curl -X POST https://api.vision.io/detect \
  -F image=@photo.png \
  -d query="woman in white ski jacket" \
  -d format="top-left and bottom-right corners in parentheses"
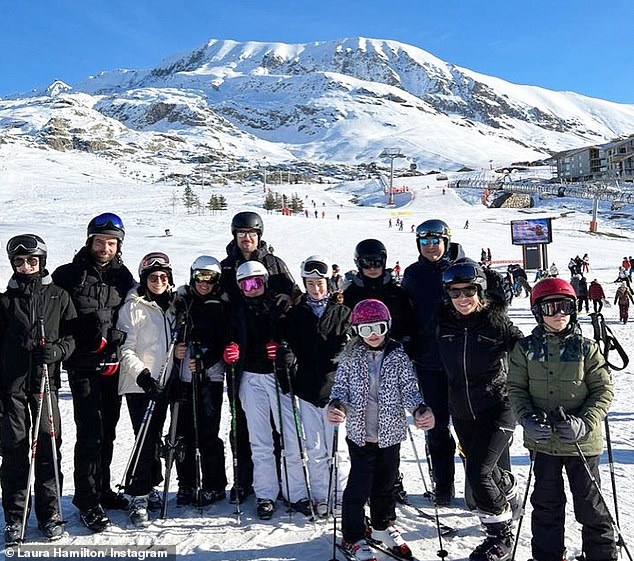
top-left (116, 252), bottom-right (180, 527)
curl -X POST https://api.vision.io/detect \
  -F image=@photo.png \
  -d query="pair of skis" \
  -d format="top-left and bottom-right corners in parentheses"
top-left (335, 538), bottom-right (420, 561)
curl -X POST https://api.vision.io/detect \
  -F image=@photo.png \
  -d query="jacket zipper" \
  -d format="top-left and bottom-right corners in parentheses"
top-left (462, 327), bottom-right (476, 420)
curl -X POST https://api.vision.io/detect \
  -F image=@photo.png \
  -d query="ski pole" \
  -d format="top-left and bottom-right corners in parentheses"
top-left (423, 431), bottom-right (449, 560)
top-left (190, 342), bottom-right (204, 510)
top-left (510, 450), bottom-right (534, 561)
top-left (406, 423), bottom-right (430, 496)
top-left (284, 363), bottom-right (316, 521)
top-left (272, 360), bottom-right (293, 519)
top-left (38, 319), bottom-right (63, 523)
top-left (603, 415), bottom-right (620, 531)
top-left (328, 424), bottom-right (340, 561)
top-left (228, 364), bottom-right (242, 524)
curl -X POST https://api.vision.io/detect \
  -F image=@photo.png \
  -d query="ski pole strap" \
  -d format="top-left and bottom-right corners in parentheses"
top-left (589, 312), bottom-right (629, 371)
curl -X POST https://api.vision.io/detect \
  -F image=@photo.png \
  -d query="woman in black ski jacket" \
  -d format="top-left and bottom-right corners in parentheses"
top-left (436, 259), bottom-right (523, 561)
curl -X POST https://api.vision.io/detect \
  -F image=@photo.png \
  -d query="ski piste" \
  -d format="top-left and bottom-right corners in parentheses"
top-left (398, 500), bottom-right (457, 536)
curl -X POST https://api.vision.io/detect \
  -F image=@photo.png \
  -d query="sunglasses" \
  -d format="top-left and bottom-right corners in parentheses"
top-left (418, 237), bottom-right (442, 246)
top-left (13, 256), bottom-right (39, 267)
top-left (353, 321), bottom-right (389, 338)
top-left (446, 286), bottom-right (478, 299)
top-left (539, 298), bottom-right (576, 317)
top-left (357, 257), bottom-right (384, 270)
top-left (93, 213), bottom-right (124, 230)
top-left (148, 273), bottom-right (169, 283)
top-left (302, 259), bottom-right (329, 277)
top-left (236, 231), bottom-right (258, 239)
top-left (193, 270), bottom-right (220, 284)
top-left (141, 252), bottom-right (171, 270)
top-left (239, 276), bottom-right (265, 292)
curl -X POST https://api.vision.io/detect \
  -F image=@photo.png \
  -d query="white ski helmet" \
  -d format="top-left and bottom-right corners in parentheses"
top-left (300, 255), bottom-right (332, 279)
top-left (190, 255), bottom-right (221, 283)
top-left (236, 260), bottom-right (269, 283)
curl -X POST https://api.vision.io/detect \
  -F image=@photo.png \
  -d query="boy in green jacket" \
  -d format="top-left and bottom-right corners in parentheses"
top-left (508, 278), bottom-right (616, 561)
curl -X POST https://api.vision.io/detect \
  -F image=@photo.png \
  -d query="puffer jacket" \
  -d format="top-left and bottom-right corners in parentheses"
top-left (116, 287), bottom-right (179, 395)
top-left (329, 338), bottom-right (424, 448)
top-left (436, 299), bottom-right (523, 420)
top-left (508, 323), bottom-right (613, 456)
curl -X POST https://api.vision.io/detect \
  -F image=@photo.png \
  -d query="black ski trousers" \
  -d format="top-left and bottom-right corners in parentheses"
top-left (0, 391), bottom-right (62, 525)
top-left (226, 372), bottom-right (254, 492)
top-left (69, 370), bottom-right (122, 511)
top-left (416, 367), bottom-right (455, 493)
top-left (531, 452), bottom-right (617, 561)
top-left (342, 440), bottom-right (400, 543)
top-left (125, 393), bottom-right (168, 497)
top-left (452, 403), bottom-right (515, 515)
top-left (175, 380), bottom-right (227, 493)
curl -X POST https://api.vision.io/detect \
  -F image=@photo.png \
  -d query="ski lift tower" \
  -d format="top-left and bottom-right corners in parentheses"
top-left (379, 148), bottom-right (406, 205)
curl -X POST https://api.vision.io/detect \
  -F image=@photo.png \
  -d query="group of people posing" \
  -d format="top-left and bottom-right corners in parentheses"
top-left (0, 211), bottom-right (618, 561)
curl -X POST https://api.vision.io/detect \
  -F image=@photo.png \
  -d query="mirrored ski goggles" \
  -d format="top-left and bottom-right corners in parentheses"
top-left (13, 256), bottom-right (40, 267)
top-left (302, 260), bottom-right (329, 277)
top-left (442, 263), bottom-right (480, 285)
top-left (193, 270), bottom-right (220, 284)
top-left (353, 321), bottom-right (390, 338)
top-left (446, 285), bottom-right (478, 299)
top-left (238, 276), bottom-right (265, 292)
top-left (538, 298), bottom-right (576, 317)
top-left (93, 213), bottom-right (124, 230)
top-left (141, 252), bottom-right (171, 271)
top-left (418, 237), bottom-right (442, 246)
top-left (357, 257), bottom-right (384, 269)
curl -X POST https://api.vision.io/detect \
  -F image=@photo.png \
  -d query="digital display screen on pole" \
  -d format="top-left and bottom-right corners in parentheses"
top-left (510, 218), bottom-right (552, 245)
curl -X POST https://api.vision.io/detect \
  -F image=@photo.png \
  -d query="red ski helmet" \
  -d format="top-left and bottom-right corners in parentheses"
top-left (351, 299), bottom-right (391, 326)
top-left (530, 278), bottom-right (577, 322)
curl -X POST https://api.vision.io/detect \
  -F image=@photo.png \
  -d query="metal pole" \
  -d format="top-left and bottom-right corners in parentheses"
top-left (389, 157), bottom-right (395, 205)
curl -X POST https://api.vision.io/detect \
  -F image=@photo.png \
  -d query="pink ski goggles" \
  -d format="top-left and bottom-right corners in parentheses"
top-left (239, 276), bottom-right (265, 293)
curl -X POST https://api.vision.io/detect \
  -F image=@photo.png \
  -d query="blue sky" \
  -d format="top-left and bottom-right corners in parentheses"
top-left (1, 0), bottom-right (632, 103)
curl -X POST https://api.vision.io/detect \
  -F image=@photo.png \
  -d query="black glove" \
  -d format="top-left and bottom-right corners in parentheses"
top-left (275, 343), bottom-right (296, 372)
top-left (33, 342), bottom-right (63, 365)
top-left (554, 415), bottom-right (588, 443)
top-left (519, 411), bottom-right (552, 441)
top-left (136, 368), bottom-right (165, 401)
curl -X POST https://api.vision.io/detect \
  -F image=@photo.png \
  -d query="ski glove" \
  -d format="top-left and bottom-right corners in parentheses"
top-left (91, 337), bottom-right (107, 354)
top-left (33, 342), bottom-right (63, 365)
top-left (265, 341), bottom-right (279, 361)
top-left (275, 343), bottom-right (295, 371)
top-left (136, 369), bottom-right (165, 401)
top-left (223, 343), bottom-right (240, 365)
top-left (554, 415), bottom-right (589, 443)
top-left (519, 412), bottom-right (552, 441)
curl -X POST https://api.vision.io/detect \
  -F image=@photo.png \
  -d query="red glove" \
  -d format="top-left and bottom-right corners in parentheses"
top-left (91, 337), bottom-right (107, 354)
top-left (100, 362), bottom-right (119, 376)
top-left (223, 342), bottom-right (240, 364)
top-left (265, 341), bottom-right (279, 361)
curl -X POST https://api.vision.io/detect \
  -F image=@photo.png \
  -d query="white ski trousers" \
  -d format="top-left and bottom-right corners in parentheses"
top-left (239, 370), bottom-right (306, 503)
top-left (298, 398), bottom-right (350, 504)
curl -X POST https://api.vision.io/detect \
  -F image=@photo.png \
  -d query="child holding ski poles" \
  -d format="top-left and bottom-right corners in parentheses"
top-left (328, 299), bottom-right (434, 561)
top-left (0, 234), bottom-right (76, 545)
top-left (508, 278), bottom-right (617, 561)
top-left (171, 256), bottom-right (230, 508)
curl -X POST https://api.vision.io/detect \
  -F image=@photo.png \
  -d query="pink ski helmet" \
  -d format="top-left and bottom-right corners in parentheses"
top-left (351, 299), bottom-right (391, 326)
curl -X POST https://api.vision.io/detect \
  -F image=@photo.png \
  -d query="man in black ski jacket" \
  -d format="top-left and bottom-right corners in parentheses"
top-left (401, 219), bottom-right (465, 505)
top-left (52, 213), bottom-right (135, 533)
top-left (1, 234), bottom-right (76, 544)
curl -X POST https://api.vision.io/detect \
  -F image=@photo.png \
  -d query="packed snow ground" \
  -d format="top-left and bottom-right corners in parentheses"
top-left (1, 145), bottom-right (633, 560)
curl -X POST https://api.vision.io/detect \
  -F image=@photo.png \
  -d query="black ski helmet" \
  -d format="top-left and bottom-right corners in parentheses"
top-left (231, 211), bottom-right (263, 237)
top-left (6, 234), bottom-right (48, 271)
top-left (442, 258), bottom-right (487, 296)
top-left (87, 213), bottom-right (125, 241)
top-left (354, 239), bottom-right (387, 270)
top-left (415, 219), bottom-right (451, 254)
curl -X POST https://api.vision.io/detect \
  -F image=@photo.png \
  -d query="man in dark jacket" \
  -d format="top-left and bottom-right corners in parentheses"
top-left (401, 219), bottom-right (465, 505)
top-left (1, 234), bottom-right (76, 545)
top-left (52, 213), bottom-right (135, 533)
top-left (220, 211), bottom-right (300, 504)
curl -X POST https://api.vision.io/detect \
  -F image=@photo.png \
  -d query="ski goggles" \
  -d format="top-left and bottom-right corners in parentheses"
top-left (238, 276), bottom-right (265, 292)
top-left (353, 321), bottom-right (389, 338)
top-left (538, 298), bottom-right (576, 317)
top-left (140, 252), bottom-right (171, 271)
top-left (13, 256), bottom-right (40, 267)
top-left (302, 259), bottom-right (329, 278)
top-left (357, 257), bottom-right (384, 270)
top-left (418, 237), bottom-right (442, 246)
top-left (93, 212), bottom-right (124, 230)
top-left (446, 286), bottom-right (478, 299)
top-left (7, 235), bottom-right (45, 255)
top-left (193, 270), bottom-right (220, 284)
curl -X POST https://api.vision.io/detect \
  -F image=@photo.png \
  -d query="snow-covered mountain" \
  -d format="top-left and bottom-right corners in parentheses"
top-left (2, 37), bottom-right (634, 177)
